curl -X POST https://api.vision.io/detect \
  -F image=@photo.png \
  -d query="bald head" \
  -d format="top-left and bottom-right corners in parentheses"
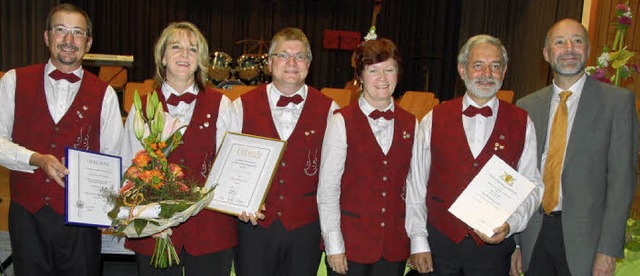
top-left (545, 19), bottom-right (590, 50)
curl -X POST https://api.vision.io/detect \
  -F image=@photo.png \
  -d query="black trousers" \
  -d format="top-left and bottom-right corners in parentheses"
top-left (134, 248), bottom-right (234, 276)
top-left (8, 202), bottom-right (101, 276)
top-left (235, 220), bottom-right (322, 276)
top-left (427, 224), bottom-right (514, 276)
top-left (325, 256), bottom-right (406, 276)
top-left (527, 212), bottom-right (571, 276)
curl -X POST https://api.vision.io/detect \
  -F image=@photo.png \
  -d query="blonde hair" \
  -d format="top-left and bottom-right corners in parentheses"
top-left (268, 27), bottom-right (312, 62)
top-left (153, 22), bottom-right (210, 91)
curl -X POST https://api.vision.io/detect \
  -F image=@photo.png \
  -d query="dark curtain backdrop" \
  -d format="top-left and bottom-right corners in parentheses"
top-left (0, 0), bottom-right (582, 101)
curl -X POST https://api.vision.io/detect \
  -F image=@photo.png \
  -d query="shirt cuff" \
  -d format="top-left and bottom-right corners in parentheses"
top-left (505, 217), bottom-right (517, 238)
top-left (410, 235), bottom-right (431, 254)
top-left (17, 148), bottom-right (37, 172)
top-left (322, 231), bottom-right (345, 256)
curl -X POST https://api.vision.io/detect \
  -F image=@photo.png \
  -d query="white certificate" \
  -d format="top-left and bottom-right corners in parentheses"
top-left (448, 155), bottom-right (535, 237)
top-left (204, 132), bottom-right (286, 215)
top-left (65, 148), bottom-right (121, 227)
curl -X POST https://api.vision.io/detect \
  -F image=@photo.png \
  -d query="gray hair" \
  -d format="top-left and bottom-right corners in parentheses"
top-left (457, 34), bottom-right (508, 66)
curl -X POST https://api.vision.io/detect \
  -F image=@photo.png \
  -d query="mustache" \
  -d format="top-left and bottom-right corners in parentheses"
top-left (557, 52), bottom-right (581, 60)
top-left (473, 77), bottom-right (496, 84)
top-left (57, 44), bottom-right (79, 51)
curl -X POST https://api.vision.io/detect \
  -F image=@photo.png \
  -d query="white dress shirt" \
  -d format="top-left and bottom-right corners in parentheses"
top-left (542, 74), bottom-right (586, 211)
top-left (0, 60), bottom-right (123, 172)
top-left (405, 94), bottom-right (543, 254)
top-left (121, 82), bottom-right (237, 171)
top-left (317, 96), bottom-right (420, 256)
top-left (232, 83), bottom-right (339, 140)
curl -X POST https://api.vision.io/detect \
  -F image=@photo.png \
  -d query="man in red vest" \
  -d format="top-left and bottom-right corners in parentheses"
top-left (405, 35), bottom-right (543, 275)
top-left (0, 4), bottom-right (123, 276)
top-left (232, 27), bottom-right (339, 276)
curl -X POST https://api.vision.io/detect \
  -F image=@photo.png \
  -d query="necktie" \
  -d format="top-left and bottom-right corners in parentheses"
top-left (463, 106), bottom-right (492, 117)
top-left (542, 91), bottom-right (572, 214)
top-left (369, 110), bottom-right (394, 120)
top-left (276, 94), bottom-right (304, 107)
top-left (49, 69), bottom-right (80, 83)
top-left (166, 93), bottom-right (197, 106)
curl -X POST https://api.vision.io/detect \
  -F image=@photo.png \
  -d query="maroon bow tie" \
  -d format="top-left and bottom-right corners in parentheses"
top-left (463, 106), bottom-right (492, 117)
top-left (49, 69), bottom-right (80, 83)
top-left (369, 110), bottom-right (394, 120)
top-left (166, 93), bottom-right (197, 106)
top-left (276, 94), bottom-right (304, 107)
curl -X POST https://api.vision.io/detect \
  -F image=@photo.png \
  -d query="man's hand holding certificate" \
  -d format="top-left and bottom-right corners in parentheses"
top-left (448, 155), bottom-right (536, 238)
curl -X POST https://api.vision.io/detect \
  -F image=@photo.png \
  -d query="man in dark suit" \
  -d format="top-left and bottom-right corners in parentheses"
top-left (512, 18), bottom-right (639, 276)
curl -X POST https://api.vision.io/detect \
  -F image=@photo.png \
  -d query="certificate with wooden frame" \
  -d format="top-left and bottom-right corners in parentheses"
top-left (204, 132), bottom-right (286, 215)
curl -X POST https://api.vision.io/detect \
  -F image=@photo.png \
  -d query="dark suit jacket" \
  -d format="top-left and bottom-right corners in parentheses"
top-left (516, 76), bottom-right (639, 276)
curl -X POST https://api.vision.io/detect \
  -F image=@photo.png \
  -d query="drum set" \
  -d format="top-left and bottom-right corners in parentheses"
top-left (208, 51), bottom-right (271, 88)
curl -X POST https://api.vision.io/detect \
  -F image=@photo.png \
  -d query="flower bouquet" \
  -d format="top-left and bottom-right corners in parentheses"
top-left (107, 91), bottom-right (215, 268)
top-left (586, 2), bottom-right (638, 86)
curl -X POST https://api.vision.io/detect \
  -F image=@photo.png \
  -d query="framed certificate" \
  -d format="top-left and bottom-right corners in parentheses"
top-left (65, 148), bottom-right (122, 227)
top-left (204, 132), bottom-right (286, 215)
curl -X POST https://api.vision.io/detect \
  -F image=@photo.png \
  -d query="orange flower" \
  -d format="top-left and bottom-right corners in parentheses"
top-left (126, 166), bottom-right (143, 179)
top-left (158, 142), bottom-right (167, 149)
top-left (140, 169), bottom-right (163, 184)
top-left (168, 163), bottom-right (184, 178)
top-left (133, 150), bottom-right (152, 167)
top-left (177, 182), bottom-right (189, 192)
top-left (119, 180), bottom-right (135, 194)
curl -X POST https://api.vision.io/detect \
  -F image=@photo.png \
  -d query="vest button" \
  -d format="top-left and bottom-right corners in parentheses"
top-left (45, 178), bottom-right (51, 183)
top-left (277, 211), bottom-right (282, 217)
top-left (44, 196), bottom-right (50, 201)
top-left (473, 163), bottom-right (478, 167)
top-left (279, 195), bottom-right (284, 200)
top-left (383, 160), bottom-right (388, 165)
top-left (382, 176), bottom-right (388, 181)
top-left (281, 162), bottom-right (286, 167)
top-left (54, 127), bottom-right (60, 131)
top-left (381, 208), bottom-right (386, 213)
top-left (180, 159), bottom-right (185, 163)
top-left (279, 179), bottom-right (285, 184)
top-left (380, 222), bottom-right (385, 227)
top-left (381, 192), bottom-right (386, 197)
top-left (51, 144), bottom-right (56, 148)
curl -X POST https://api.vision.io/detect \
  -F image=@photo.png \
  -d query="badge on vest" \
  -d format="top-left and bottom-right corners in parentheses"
top-left (304, 148), bottom-right (319, 176)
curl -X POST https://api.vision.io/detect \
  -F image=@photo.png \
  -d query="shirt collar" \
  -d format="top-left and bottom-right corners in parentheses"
top-left (161, 82), bottom-right (199, 99)
top-left (552, 73), bottom-right (586, 99)
top-left (45, 60), bottom-right (84, 80)
top-left (268, 83), bottom-right (307, 107)
top-left (358, 94), bottom-right (394, 116)
top-left (462, 93), bottom-right (498, 115)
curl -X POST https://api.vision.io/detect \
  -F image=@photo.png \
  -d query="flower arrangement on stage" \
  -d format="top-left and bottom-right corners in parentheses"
top-left (107, 91), bottom-right (214, 268)
top-left (586, 2), bottom-right (638, 86)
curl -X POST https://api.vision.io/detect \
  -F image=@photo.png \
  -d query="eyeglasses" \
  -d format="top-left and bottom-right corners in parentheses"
top-left (49, 26), bottom-right (88, 38)
top-left (271, 52), bottom-right (310, 63)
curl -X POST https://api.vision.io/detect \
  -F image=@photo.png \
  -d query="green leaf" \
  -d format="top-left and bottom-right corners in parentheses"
top-left (158, 202), bottom-right (191, 218)
top-left (133, 219), bottom-right (148, 236)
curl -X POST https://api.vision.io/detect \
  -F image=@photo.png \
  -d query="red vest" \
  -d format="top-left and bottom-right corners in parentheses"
top-left (241, 85), bottom-right (333, 230)
top-left (339, 104), bottom-right (415, 263)
top-left (11, 64), bottom-right (106, 214)
top-left (125, 88), bottom-right (238, 256)
top-left (428, 97), bottom-right (527, 245)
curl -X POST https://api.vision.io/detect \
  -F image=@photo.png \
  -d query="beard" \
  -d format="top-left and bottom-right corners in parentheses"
top-left (55, 43), bottom-right (81, 65)
top-left (463, 75), bottom-right (502, 99)
top-left (551, 52), bottom-right (586, 76)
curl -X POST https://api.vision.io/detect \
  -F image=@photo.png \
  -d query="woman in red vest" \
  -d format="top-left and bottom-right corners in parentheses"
top-left (318, 38), bottom-right (418, 276)
top-left (120, 22), bottom-right (238, 276)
